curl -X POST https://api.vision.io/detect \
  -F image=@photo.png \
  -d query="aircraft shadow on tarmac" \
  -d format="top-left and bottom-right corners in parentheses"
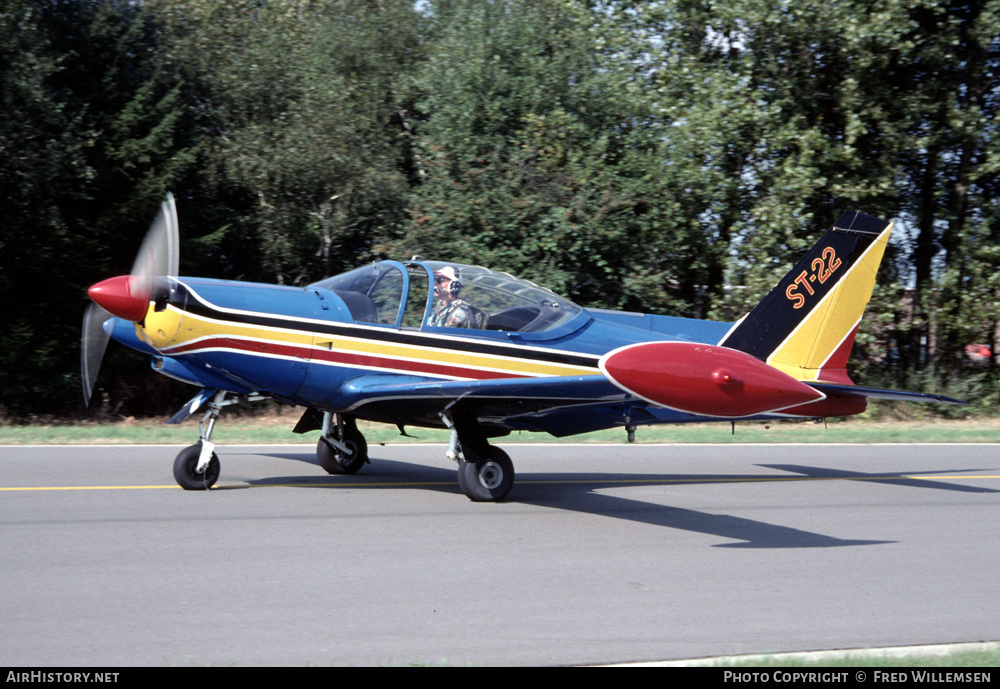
top-left (239, 450), bottom-right (998, 549)
top-left (759, 463), bottom-right (1000, 494)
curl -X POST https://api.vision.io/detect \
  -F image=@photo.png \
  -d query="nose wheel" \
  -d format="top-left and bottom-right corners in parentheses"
top-left (173, 441), bottom-right (220, 490)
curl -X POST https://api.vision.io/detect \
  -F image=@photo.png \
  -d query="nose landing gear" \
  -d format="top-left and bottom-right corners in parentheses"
top-left (172, 389), bottom-right (231, 490)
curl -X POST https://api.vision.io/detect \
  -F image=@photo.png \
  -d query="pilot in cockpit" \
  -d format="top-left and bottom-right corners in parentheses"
top-left (427, 266), bottom-right (487, 329)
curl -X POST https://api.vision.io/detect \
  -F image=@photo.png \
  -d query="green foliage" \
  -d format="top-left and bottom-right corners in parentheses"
top-left (1, 0), bottom-right (998, 417)
top-left (396, 0), bottom-right (709, 313)
top-left (151, 0), bottom-right (420, 283)
top-left (0, 0), bottom-right (197, 415)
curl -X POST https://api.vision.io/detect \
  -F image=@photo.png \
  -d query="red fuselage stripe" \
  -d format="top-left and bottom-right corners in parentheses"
top-left (163, 338), bottom-right (528, 381)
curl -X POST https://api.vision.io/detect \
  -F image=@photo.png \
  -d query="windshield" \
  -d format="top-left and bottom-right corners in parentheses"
top-left (309, 263), bottom-right (403, 326)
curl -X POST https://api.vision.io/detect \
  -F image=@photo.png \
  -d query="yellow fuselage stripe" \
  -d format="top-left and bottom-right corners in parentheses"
top-left (141, 307), bottom-right (595, 379)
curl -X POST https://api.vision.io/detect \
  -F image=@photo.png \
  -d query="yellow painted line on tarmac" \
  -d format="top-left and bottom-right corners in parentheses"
top-left (912, 475), bottom-right (1000, 480)
top-left (508, 474), bottom-right (1000, 485)
top-left (1, 485), bottom-right (181, 491)
top-left (3, 473), bottom-right (998, 492)
top-left (0, 481), bottom-right (460, 491)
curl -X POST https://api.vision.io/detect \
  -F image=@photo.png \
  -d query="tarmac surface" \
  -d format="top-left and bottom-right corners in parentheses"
top-left (2, 442), bottom-right (998, 666)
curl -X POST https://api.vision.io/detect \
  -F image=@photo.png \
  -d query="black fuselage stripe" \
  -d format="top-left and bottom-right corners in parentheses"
top-left (171, 285), bottom-right (600, 369)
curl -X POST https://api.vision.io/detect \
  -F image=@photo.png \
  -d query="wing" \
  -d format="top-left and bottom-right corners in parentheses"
top-left (334, 374), bottom-right (632, 437)
top-left (323, 373), bottom-right (966, 439)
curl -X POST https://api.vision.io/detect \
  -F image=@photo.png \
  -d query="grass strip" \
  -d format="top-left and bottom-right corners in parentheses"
top-left (1, 415), bottom-right (996, 445)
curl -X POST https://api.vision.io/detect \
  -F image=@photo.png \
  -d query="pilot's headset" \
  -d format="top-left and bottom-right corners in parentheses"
top-left (437, 266), bottom-right (462, 297)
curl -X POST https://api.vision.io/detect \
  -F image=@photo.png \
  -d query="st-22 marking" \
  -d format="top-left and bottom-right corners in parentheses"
top-left (786, 246), bottom-right (843, 309)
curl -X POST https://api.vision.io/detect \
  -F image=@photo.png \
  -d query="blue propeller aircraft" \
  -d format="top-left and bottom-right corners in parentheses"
top-left (82, 195), bottom-right (962, 501)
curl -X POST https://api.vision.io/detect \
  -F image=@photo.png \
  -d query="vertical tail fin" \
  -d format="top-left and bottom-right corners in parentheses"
top-left (718, 212), bottom-right (892, 385)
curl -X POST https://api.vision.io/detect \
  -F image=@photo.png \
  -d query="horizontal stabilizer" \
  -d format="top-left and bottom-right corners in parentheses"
top-left (808, 382), bottom-right (967, 405)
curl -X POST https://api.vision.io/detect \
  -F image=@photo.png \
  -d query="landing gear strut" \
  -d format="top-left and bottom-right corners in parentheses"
top-left (173, 390), bottom-right (230, 490)
top-left (316, 412), bottom-right (368, 475)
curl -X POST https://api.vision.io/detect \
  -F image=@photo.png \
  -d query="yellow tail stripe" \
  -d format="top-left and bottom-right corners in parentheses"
top-left (768, 225), bottom-right (892, 381)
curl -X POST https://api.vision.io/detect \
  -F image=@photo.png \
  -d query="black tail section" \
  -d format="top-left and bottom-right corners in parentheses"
top-left (719, 212), bottom-right (892, 384)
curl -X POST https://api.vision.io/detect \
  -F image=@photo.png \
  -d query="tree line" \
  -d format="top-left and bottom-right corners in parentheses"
top-left (1, 0), bottom-right (997, 418)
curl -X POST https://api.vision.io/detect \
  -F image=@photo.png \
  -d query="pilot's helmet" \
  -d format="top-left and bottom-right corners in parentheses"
top-left (435, 266), bottom-right (462, 296)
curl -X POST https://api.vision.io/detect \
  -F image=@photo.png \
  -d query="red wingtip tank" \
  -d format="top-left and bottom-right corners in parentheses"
top-left (599, 341), bottom-right (825, 417)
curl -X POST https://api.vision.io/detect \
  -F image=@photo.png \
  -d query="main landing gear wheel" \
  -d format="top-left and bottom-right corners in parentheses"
top-left (457, 447), bottom-right (514, 502)
top-left (317, 427), bottom-right (368, 475)
top-left (173, 442), bottom-right (220, 490)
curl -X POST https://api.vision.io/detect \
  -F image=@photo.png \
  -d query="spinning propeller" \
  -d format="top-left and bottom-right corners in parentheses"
top-left (81, 193), bottom-right (180, 406)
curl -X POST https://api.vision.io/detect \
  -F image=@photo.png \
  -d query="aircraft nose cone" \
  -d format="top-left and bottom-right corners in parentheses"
top-left (88, 275), bottom-right (151, 322)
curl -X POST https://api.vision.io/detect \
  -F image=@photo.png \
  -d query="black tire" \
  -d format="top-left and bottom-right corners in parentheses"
top-left (457, 447), bottom-right (514, 502)
top-left (173, 443), bottom-right (220, 490)
top-left (317, 431), bottom-right (368, 475)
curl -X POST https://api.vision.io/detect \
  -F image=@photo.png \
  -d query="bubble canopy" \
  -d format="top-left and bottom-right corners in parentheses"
top-left (309, 260), bottom-right (589, 339)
